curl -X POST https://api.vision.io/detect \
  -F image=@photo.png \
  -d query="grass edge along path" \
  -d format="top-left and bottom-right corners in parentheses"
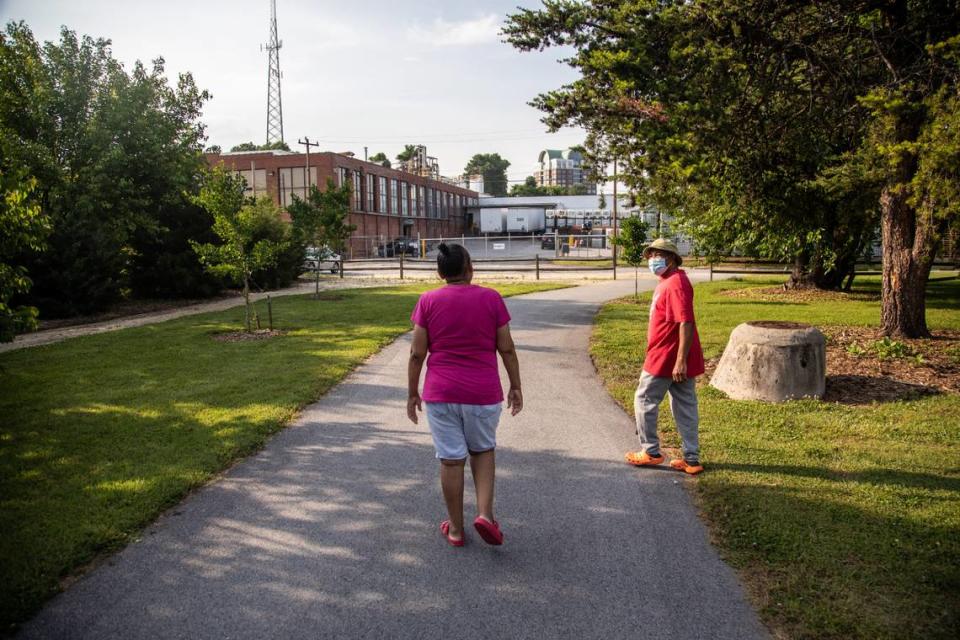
top-left (589, 277), bottom-right (960, 640)
top-left (0, 281), bottom-right (571, 632)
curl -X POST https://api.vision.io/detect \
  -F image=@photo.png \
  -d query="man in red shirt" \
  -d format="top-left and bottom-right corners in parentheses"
top-left (624, 239), bottom-right (706, 475)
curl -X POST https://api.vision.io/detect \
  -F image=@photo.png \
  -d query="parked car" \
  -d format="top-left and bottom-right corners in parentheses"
top-left (377, 238), bottom-right (419, 258)
top-left (303, 246), bottom-right (341, 274)
top-left (540, 235), bottom-right (556, 250)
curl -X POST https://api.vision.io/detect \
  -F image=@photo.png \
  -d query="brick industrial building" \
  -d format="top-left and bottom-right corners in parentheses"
top-left (206, 150), bottom-right (479, 257)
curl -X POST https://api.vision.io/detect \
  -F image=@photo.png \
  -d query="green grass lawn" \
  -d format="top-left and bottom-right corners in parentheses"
top-left (591, 276), bottom-right (960, 640)
top-left (0, 281), bottom-right (568, 630)
top-left (549, 259), bottom-right (614, 267)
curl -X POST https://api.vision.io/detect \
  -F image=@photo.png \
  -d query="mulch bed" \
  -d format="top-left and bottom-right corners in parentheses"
top-left (707, 288), bottom-right (960, 404)
top-left (211, 329), bottom-right (287, 343)
top-left (819, 326), bottom-right (960, 402)
top-left (719, 286), bottom-right (880, 303)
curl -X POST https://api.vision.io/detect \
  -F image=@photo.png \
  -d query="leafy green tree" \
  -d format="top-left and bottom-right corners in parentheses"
top-left (0, 22), bottom-right (212, 316)
top-left (205, 145), bottom-right (222, 153)
top-left (287, 179), bottom-right (355, 297)
top-left (396, 144), bottom-right (419, 165)
top-left (229, 141), bottom-right (290, 152)
top-left (509, 178), bottom-right (593, 197)
top-left (464, 153), bottom-right (510, 196)
top-left (613, 215), bottom-right (649, 299)
top-left (504, 0), bottom-right (959, 337)
top-left (368, 152), bottom-right (391, 168)
top-left (287, 186), bottom-right (324, 297)
top-left (853, 10), bottom-right (960, 336)
top-left (0, 170), bottom-right (50, 341)
top-left (509, 176), bottom-right (539, 197)
top-left (191, 168), bottom-right (288, 332)
top-left (318, 179), bottom-right (356, 262)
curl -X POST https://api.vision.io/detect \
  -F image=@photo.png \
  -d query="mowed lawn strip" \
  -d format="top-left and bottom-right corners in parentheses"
top-left (0, 281), bottom-right (570, 630)
top-left (590, 276), bottom-right (960, 640)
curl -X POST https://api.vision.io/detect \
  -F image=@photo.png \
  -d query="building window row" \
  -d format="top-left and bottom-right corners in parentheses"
top-left (277, 167), bottom-right (317, 208)
top-left (325, 167), bottom-right (473, 219)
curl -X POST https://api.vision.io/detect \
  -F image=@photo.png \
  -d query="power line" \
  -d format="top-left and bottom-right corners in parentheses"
top-left (304, 128), bottom-right (570, 141)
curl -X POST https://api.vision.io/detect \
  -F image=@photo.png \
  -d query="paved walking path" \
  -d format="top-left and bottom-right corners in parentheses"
top-left (18, 276), bottom-right (767, 640)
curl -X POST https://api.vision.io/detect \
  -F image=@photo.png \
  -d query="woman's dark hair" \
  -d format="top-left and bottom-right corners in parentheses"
top-left (436, 243), bottom-right (471, 280)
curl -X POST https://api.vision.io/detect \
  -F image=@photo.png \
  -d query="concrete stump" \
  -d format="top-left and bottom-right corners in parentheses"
top-left (711, 321), bottom-right (826, 402)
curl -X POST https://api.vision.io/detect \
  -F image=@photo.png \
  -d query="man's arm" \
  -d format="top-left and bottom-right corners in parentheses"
top-left (673, 321), bottom-right (694, 382)
top-left (496, 324), bottom-right (523, 416)
top-left (407, 324), bottom-right (428, 423)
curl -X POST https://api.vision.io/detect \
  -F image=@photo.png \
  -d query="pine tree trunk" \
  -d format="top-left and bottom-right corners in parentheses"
top-left (879, 187), bottom-right (936, 338)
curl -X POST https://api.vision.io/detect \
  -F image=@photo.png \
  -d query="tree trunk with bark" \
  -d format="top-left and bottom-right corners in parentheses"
top-left (786, 254), bottom-right (816, 289)
top-left (879, 187), bottom-right (940, 338)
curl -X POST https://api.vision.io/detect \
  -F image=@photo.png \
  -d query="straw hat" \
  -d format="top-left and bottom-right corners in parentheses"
top-left (642, 238), bottom-right (682, 265)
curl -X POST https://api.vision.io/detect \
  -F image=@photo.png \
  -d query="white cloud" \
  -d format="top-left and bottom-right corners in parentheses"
top-left (406, 14), bottom-right (501, 47)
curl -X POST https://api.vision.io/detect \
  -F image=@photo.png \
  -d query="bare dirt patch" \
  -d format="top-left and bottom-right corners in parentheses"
top-left (211, 329), bottom-right (287, 343)
top-left (703, 326), bottom-right (960, 404)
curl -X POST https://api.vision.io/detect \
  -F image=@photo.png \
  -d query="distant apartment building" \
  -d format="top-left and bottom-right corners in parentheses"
top-left (533, 148), bottom-right (595, 194)
top-left (206, 150), bottom-right (479, 256)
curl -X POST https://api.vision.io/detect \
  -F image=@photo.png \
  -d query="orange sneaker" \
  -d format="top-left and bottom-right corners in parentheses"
top-left (669, 459), bottom-right (704, 475)
top-left (625, 451), bottom-right (665, 466)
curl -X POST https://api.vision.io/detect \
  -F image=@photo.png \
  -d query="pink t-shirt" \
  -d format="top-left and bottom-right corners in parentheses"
top-left (411, 284), bottom-right (511, 405)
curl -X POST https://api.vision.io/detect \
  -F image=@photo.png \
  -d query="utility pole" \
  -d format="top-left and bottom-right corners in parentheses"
top-left (298, 136), bottom-right (319, 194)
top-left (612, 158), bottom-right (618, 280)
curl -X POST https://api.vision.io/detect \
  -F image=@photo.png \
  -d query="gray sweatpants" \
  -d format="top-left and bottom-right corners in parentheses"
top-left (634, 371), bottom-right (700, 464)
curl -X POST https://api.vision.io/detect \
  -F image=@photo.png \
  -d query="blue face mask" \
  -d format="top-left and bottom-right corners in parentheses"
top-left (648, 257), bottom-right (669, 275)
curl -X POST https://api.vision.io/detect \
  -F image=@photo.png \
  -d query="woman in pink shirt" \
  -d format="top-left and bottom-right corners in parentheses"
top-left (407, 243), bottom-right (523, 547)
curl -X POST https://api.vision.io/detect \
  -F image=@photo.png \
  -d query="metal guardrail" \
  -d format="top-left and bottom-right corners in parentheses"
top-left (332, 254), bottom-right (957, 282)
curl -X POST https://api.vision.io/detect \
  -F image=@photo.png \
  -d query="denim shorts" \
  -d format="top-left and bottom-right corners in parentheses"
top-left (425, 402), bottom-right (502, 460)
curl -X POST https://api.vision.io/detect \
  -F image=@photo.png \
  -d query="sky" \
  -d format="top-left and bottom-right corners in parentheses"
top-left (0, 0), bottom-right (590, 183)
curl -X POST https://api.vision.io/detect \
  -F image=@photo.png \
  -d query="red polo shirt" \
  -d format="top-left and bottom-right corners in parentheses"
top-left (644, 268), bottom-right (705, 378)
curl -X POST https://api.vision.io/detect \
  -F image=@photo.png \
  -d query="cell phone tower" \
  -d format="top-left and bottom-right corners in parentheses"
top-left (262, 0), bottom-right (284, 144)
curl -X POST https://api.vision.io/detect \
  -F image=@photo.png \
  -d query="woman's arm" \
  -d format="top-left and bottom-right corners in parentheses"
top-left (496, 324), bottom-right (523, 416)
top-left (407, 324), bottom-right (428, 423)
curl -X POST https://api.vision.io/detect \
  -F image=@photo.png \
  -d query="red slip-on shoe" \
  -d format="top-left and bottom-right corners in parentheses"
top-left (669, 459), bottom-right (704, 475)
top-left (473, 516), bottom-right (504, 546)
top-left (625, 451), bottom-right (665, 467)
top-left (440, 520), bottom-right (465, 547)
